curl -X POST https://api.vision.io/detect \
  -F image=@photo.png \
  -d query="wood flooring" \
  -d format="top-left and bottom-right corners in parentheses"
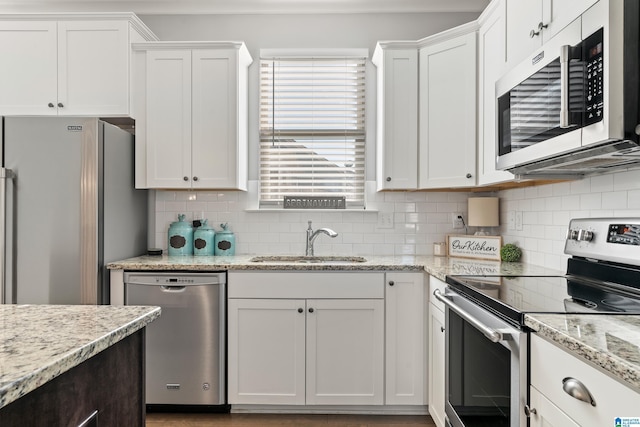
top-left (146, 413), bottom-right (436, 427)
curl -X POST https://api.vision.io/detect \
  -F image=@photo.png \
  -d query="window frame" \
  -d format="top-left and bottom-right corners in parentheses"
top-left (258, 48), bottom-right (368, 209)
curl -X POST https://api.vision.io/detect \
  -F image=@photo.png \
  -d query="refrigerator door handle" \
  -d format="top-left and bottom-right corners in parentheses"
top-left (0, 168), bottom-right (14, 304)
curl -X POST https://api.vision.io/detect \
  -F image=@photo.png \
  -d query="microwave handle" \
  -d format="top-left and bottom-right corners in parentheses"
top-left (559, 44), bottom-right (575, 129)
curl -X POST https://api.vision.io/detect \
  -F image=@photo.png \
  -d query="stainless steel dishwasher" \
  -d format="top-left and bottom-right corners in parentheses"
top-left (124, 271), bottom-right (226, 406)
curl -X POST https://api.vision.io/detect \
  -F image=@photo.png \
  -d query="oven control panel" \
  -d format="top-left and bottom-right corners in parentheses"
top-left (607, 224), bottom-right (640, 245)
top-left (565, 218), bottom-right (640, 267)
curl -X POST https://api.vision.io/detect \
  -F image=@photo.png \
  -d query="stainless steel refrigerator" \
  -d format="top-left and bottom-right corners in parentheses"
top-left (0, 117), bottom-right (148, 305)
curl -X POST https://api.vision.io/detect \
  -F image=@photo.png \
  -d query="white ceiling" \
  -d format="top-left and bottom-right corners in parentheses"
top-left (0, 0), bottom-right (490, 15)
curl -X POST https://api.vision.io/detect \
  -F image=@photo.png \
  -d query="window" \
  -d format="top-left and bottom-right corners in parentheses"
top-left (259, 54), bottom-right (366, 207)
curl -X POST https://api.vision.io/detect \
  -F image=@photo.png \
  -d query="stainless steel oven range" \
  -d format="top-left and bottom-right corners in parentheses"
top-left (440, 217), bottom-right (640, 427)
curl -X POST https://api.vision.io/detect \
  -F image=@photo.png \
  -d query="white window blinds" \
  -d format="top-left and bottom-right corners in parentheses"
top-left (259, 56), bottom-right (366, 207)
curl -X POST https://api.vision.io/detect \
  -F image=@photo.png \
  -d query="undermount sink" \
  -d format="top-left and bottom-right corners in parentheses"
top-left (249, 255), bottom-right (367, 264)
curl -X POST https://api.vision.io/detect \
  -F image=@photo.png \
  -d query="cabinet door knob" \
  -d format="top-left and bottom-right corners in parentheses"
top-left (386, 177), bottom-right (391, 182)
top-left (193, 176), bottom-right (199, 181)
top-left (388, 281), bottom-right (394, 286)
top-left (183, 176), bottom-right (189, 181)
top-left (57, 102), bottom-right (64, 108)
top-left (440, 326), bottom-right (445, 333)
top-left (530, 29), bottom-right (540, 38)
top-left (538, 22), bottom-right (548, 31)
top-left (48, 102), bottom-right (55, 108)
top-left (308, 308), bottom-right (314, 313)
top-left (298, 308), bottom-right (304, 313)
top-left (524, 405), bottom-right (537, 417)
top-left (466, 173), bottom-right (472, 179)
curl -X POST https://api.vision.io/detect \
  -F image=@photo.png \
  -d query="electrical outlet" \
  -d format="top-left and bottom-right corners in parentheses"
top-left (377, 211), bottom-right (394, 229)
top-left (515, 211), bottom-right (523, 231)
top-left (452, 213), bottom-right (464, 229)
top-left (507, 211), bottom-right (515, 231)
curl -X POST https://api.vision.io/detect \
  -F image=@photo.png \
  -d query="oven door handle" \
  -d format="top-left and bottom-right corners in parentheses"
top-left (434, 289), bottom-right (503, 343)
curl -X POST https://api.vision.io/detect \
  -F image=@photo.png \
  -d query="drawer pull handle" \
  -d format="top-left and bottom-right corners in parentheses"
top-left (562, 377), bottom-right (596, 406)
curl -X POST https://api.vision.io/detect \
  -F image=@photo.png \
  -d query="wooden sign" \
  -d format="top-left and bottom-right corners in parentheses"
top-left (447, 235), bottom-right (502, 261)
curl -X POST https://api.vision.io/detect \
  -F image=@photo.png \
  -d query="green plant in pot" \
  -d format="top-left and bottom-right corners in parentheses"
top-left (500, 243), bottom-right (522, 262)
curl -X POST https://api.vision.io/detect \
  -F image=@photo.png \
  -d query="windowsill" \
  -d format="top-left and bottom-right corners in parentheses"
top-left (245, 208), bottom-right (376, 213)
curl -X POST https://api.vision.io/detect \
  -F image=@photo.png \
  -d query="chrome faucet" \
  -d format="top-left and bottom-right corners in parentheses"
top-left (305, 220), bottom-right (338, 256)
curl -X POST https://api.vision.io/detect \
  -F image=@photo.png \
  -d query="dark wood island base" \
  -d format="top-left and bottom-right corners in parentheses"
top-left (0, 330), bottom-right (145, 427)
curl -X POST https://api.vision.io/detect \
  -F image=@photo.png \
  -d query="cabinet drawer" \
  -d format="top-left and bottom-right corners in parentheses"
top-left (429, 275), bottom-right (447, 312)
top-left (530, 334), bottom-right (639, 427)
top-left (228, 271), bottom-right (385, 299)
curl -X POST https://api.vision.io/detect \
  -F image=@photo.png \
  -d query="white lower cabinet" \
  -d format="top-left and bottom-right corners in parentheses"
top-left (227, 272), bottom-right (385, 406)
top-left (228, 298), bottom-right (306, 405)
top-left (428, 276), bottom-right (446, 427)
top-left (384, 272), bottom-right (426, 405)
top-left (529, 386), bottom-right (580, 427)
top-left (530, 334), bottom-right (640, 427)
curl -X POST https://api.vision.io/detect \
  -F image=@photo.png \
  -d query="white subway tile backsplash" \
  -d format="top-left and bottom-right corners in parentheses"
top-left (602, 191), bottom-right (627, 208)
top-left (614, 169), bottom-right (640, 191)
top-left (151, 169), bottom-right (640, 263)
top-left (590, 174), bottom-right (613, 193)
top-left (579, 193), bottom-right (602, 210)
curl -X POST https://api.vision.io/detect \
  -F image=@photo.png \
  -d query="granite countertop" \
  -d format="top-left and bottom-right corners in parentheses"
top-left (526, 314), bottom-right (640, 393)
top-left (0, 304), bottom-right (161, 410)
top-left (106, 254), bottom-right (561, 282)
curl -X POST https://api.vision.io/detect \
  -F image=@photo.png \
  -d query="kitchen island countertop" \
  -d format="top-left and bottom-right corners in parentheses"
top-left (526, 314), bottom-right (640, 393)
top-left (0, 304), bottom-right (161, 410)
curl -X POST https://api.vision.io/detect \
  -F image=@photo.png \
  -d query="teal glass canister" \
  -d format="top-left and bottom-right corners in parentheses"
top-left (214, 223), bottom-right (235, 256)
top-left (194, 219), bottom-right (215, 256)
top-left (168, 214), bottom-right (193, 256)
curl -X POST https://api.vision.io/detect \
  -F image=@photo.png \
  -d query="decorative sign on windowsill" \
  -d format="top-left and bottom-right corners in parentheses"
top-left (447, 235), bottom-right (503, 261)
top-left (283, 196), bottom-right (346, 210)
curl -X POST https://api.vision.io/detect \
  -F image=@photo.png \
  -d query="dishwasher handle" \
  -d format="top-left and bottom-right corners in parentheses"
top-left (434, 288), bottom-right (503, 343)
top-left (161, 285), bottom-right (187, 292)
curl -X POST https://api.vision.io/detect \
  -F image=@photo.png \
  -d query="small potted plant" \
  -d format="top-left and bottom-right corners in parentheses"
top-left (500, 243), bottom-right (522, 262)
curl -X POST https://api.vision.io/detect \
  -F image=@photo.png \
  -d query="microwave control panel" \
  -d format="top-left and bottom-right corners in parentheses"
top-left (584, 28), bottom-right (604, 126)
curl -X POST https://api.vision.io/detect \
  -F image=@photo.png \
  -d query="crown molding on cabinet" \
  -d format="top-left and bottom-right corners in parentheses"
top-left (0, 12), bottom-right (158, 40)
top-left (0, 0), bottom-right (490, 15)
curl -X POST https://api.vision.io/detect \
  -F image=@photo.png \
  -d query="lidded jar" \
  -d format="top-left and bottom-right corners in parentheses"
top-left (193, 219), bottom-right (215, 256)
top-left (168, 214), bottom-right (193, 256)
top-left (214, 223), bottom-right (236, 256)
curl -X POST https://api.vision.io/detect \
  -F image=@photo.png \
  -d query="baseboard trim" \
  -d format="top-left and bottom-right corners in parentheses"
top-left (230, 404), bottom-right (430, 416)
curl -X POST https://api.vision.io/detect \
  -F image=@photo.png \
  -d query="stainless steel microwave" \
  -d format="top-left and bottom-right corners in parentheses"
top-left (496, 0), bottom-right (640, 177)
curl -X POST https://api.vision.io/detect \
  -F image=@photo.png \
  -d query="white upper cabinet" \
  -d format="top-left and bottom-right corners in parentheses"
top-left (134, 42), bottom-right (252, 190)
top-left (506, 0), bottom-right (599, 67)
top-left (372, 43), bottom-right (419, 190)
top-left (0, 14), bottom-right (156, 116)
top-left (418, 24), bottom-right (477, 188)
top-left (477, 0), bottom-right (514, 186)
